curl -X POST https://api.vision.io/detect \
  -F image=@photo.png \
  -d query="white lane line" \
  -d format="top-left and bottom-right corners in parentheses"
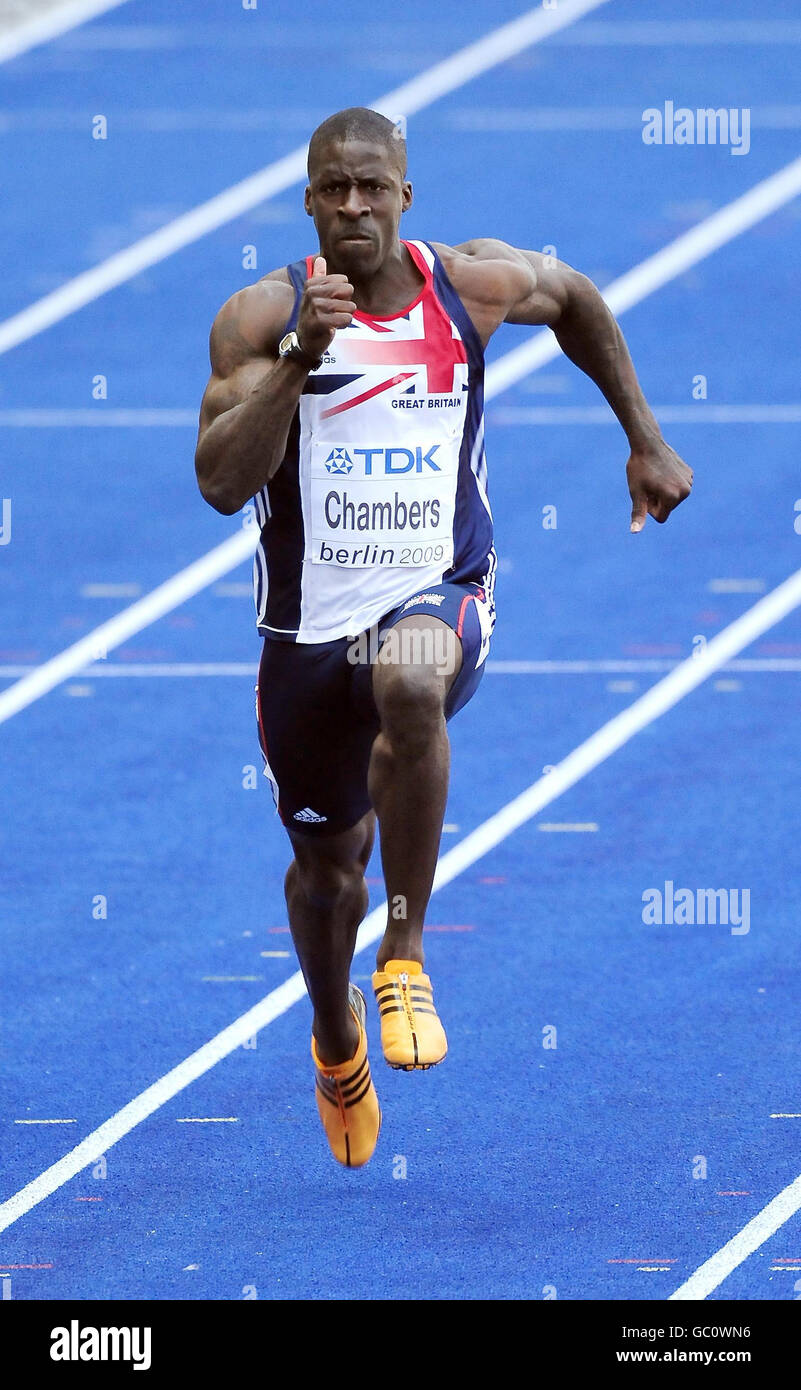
top-left (0, 0), bottom-right (609, 357)
top-left (708, 579), bottom-right (766, 593)
top-left (81, 582), bottom-right (142, 598)
top-left (489, 659), bottom-right (801, 673)
top-left (175, 1118), bottom-right (238, 1124)
top-left (546, 20), bottom-right (801, 46)
top-left (201, 976), bottom-right (262, 983)
top-left (13, 1118), bottom-right (76, 1124)
top-left (3, 658), bottom-right (801, 681)
top-left (492, 405), bottom-right (801, 425)
top-left (537, 822), bottom-right (598, 831)
top-left (0, 0), bottom-right (132, 65)
top-left (0, 530), bottom-right (255, 726)
top-left (486, 153), bottom-right (801, 398)
top-left (6, 404), bottom-right (801, 427)
top-left (2, 147), bottom-right (800, 727)
top-left (670, 1173), bottom-right (801, 1301)
top-left (449, 105), bottom-right (801, 132)
top-left (2, 564), bottom-right (801, 1235)
top-left (0, 410), bottom-right (198, 427)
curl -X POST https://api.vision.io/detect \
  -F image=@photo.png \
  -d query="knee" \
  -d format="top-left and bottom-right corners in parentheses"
top-left (375, 667), bottom-right (445, 760)
top-left (286, 854), bottom-right (366, 915)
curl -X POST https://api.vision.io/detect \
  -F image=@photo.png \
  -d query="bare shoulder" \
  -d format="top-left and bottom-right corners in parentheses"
top-left (430, 238), bottom-right (531, 299)
top-left (433, 237), bottom-right (529, 266)
top-left (209, 271), bottom-right (296, 374)
top-left (427, 238), bottom-right (535, 342)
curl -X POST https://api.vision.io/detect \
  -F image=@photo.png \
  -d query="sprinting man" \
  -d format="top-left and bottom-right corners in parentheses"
top-left (195, 107), bottom-right (692, 1168)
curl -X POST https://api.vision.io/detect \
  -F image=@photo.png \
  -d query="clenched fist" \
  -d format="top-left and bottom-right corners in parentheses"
top-left (296, 256), bottom-right (357, 360)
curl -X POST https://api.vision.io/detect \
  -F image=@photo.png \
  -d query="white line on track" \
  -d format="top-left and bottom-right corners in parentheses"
top-left (546, 20), bottom-right (801, 46)
top-left (670, 1173), bottom-right (801, 1301)
top-left (492, 405), bottom-right (801, 425)
top-left (175, 1118), bottom-right (238, 1124)
top-left (484, 153), bottom-right (801, 397)
top-left (0, 530), bottom-right (256, 725)
top-left (537, 822), bottom-right (598, 831)
top-left (4, 404), bottom-right (801, 427)
top-left (0, 0), bottom-right (609, 357)
top-left (2, 658), bottom-right (801, 680)
top-left (0, 0), bottom-right (132, 65)
top-left (4, 148), bottom-right (801, 729)
top-left (0, 410), bottom-right (199, 427)
top-left (2, 565), bottom-right (801, 1238)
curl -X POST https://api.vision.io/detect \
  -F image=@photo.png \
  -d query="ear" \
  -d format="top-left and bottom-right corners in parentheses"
top-left (401, 181), bottom-right (413, 212)
top-left (304, 185), bottom-right (313, 216)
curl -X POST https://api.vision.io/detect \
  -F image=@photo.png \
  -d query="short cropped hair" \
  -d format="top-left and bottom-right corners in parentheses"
top-left (307, 107), bottom-right (407, 179)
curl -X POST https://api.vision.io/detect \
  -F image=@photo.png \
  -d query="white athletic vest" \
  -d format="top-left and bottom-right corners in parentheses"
top-left (252, 239), bottom-right (495, 642)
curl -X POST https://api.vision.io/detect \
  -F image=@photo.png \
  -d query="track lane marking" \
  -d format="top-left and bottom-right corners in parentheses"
top-left (670, 1172), bottom-right (801, 1301)
top-left (0, 0), bottom-right (132, 65)
top-left (3, 658), bottom-right (801, 679)
top-left (2, 564), bottom-right (801, 1235)
top-left (0, 0), bottom-right (609, 356)
top-left (4, 149), bottom-right (801, 727)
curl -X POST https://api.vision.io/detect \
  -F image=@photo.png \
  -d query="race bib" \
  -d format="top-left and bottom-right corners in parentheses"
top-left (307, 438), bottom-right (458, 568)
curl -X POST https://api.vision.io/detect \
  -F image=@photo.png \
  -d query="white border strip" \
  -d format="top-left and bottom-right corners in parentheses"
top-left (2, 564), bottom-right (801, 1235)
top-left (0, 0), bottom-right (609, 356)
top-left (0, 0), bottom-right (132, 65)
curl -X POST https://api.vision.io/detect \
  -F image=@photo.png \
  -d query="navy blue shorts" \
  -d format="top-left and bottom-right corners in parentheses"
top-left (256, 579), bottom-right (495, 836)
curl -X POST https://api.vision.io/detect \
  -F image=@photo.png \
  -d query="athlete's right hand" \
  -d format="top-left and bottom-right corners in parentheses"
top-left (296, 256), bottom-right (356, 359)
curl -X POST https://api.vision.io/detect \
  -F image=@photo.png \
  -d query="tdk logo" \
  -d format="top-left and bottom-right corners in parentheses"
top-left (336, 445), bottom-right (442, 475)
top-left (325, 448), bottom-right (353, 474)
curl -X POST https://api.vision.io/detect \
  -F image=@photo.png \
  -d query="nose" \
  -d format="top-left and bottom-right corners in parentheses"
top-left (340, 184), bottom-right (369, 219)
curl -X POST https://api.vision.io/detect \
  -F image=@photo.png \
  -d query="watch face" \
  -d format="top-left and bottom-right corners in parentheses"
top-left (278, 332), bottom-right (295, 355)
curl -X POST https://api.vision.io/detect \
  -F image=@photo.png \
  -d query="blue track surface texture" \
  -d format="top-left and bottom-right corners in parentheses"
top-left (1, 0), bottom-right (800, 1301)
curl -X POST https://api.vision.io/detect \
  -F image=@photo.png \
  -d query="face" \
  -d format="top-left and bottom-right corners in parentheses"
top-left (305, 138), bottom-right (412, 274)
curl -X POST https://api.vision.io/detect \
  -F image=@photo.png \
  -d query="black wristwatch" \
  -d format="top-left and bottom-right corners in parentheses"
top-left (278, 331), bottom-right (323, 371)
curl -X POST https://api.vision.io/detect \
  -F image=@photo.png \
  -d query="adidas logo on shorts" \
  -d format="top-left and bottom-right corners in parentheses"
top-left (293, 807), bottom-right (328, 823)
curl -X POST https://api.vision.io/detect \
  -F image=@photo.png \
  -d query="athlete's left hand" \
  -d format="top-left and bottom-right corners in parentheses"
top-left (627, 440), bottom-right (693, 532)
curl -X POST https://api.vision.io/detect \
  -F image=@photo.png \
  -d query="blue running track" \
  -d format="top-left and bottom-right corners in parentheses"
top-left (1, 0), bottom-right (801, 1301)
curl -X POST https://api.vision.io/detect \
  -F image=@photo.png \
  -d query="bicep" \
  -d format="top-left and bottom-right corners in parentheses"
top-left (198, 286), bottom-right (286, 437)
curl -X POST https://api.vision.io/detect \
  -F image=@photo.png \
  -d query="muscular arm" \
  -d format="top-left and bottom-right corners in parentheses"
top-left (194, 281), bottom-right (308, 515)
top-left (506, 247), bottom-right (662, 451)
top-left (444, 239), bottom-right (693, 529)
top-left (195, 260), bottom-right (356, 515)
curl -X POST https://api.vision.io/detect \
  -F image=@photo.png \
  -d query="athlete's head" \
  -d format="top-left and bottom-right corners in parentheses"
top-left (305, 107), bottom-right (412, 275)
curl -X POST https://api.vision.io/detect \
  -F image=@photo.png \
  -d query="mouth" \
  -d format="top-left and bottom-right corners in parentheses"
top-left (338, 234), bottom-right (373, 245)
